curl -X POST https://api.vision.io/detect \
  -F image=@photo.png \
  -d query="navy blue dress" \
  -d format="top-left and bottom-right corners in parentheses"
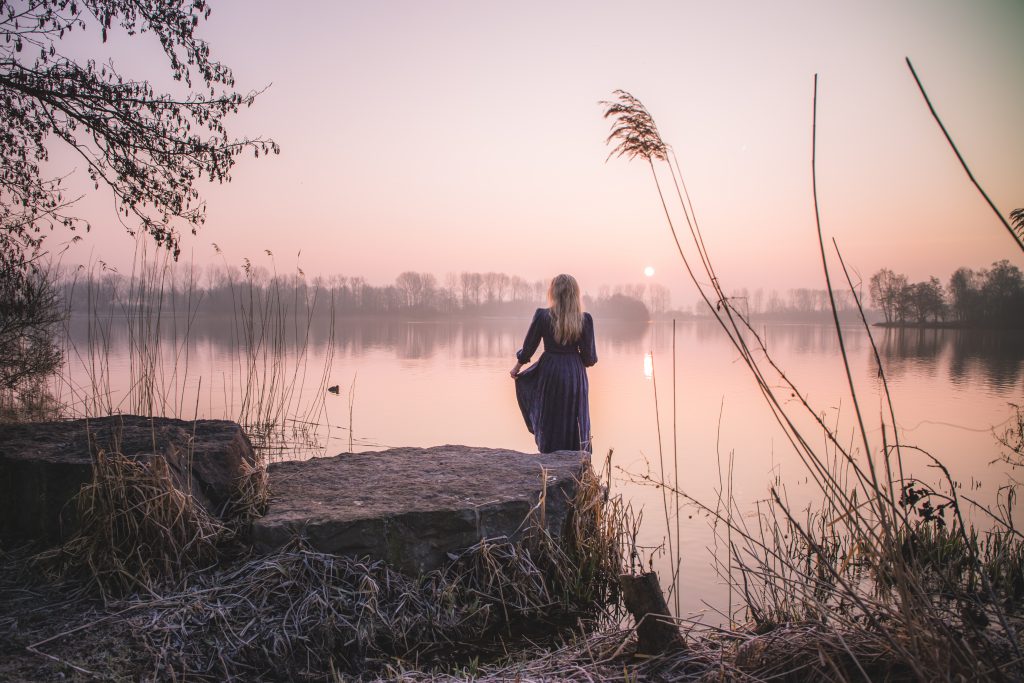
top-left (514, 308), bottom-right (597, 453)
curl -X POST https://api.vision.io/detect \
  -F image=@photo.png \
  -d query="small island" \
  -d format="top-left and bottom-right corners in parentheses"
top-left (869, 261), bottom-right (1024, 329)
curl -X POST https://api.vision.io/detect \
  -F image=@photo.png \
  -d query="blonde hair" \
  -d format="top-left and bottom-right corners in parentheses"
top-left (548, 274), bottom-right (584, 345)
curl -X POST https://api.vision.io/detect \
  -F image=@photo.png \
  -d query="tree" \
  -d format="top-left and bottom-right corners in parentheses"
top-left (441, 272), bottom-right (458, 313)
top-left (947, 267), bottom-right (979, 323)
top-left (395, 271), bottom-right (435, 309)
top-left (459, 272), bottom-right (483, 308)
top-left (510, 275), bottom-right (531, 303)
top-left (906, 277), bottom-right (945, 323)
top-left (1, 0), bottom-right (275, 395)
top-left (869, 269), bottom-right (909, 323)
top-left (647, 282), bottom-right (670, 314)
top-left (482, 272), bottom-right (502, 304)
top-left (1, 0), bottom-right (277, 273)
top-left (981, 260), bottom-right (1024, 326)
top-left (590, 293), bottom-right (649, 320)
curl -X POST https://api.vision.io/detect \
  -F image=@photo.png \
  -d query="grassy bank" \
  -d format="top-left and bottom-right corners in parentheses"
top-left (1, 448), bottom-right (636, 681)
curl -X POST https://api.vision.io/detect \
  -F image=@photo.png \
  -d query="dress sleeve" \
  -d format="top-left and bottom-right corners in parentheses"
top-left (579, 313), bottom-right (597, 367)
top-left (516, 308), bottom-right (545, 364)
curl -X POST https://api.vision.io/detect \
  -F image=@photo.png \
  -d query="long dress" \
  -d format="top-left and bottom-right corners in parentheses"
top-left (514, 308), bottom-right (597, 453)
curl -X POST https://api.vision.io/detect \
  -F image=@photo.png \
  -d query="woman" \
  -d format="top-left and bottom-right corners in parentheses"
top-left (510, 274), bottom-right (597, 453)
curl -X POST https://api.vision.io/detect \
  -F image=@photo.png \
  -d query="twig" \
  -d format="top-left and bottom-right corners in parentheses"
top-left (905, 57), bottom-right (1024, 253)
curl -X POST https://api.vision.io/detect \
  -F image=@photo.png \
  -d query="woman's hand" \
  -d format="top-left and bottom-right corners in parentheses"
top-left (510, 362), bottom-right (523, 378)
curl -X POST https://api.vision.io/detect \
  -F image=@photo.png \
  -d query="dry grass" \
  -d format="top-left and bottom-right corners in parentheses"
top-left (224, 461), bottom-right (271, 528)
top-left (532, 457), bottom-right (637, 614)
top-left (380, 622), bottom-right (921, 682)
top-left (33, 449), bottom-right (227, 600)
top-left (103, 463), bottom-right (634, 681)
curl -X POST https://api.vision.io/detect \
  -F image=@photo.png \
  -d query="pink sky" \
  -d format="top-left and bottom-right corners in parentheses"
top-left (51, 0), bottom-right (1024, 305)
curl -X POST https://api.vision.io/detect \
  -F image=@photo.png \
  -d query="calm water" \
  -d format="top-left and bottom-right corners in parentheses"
top-left (59, 315), bottom-right (1024, 621)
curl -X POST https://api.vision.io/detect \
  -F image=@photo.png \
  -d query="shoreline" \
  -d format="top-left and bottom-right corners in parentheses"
top-left (873, 320), bottom-right (1024, 330)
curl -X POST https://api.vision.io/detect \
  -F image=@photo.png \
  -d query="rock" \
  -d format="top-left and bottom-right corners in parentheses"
top-left (0, 415), bottom-right (256, 545)
top-left (252, 445), bottom-right (590, 575)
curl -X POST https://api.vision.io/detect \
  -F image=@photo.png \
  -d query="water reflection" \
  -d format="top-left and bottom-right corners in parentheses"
top-left (877, 328), bottom-right (1024, 390)
top-left (947, 330), bottom-right (1024, 390)
top-left (748, 322), bottom-right (866, 356)
top-left (876, 328), bottom-right (943, 383)
top-left (66, 314), bottom-right (651, 361)
top-left (65, 315), bottom-right (1022, 392)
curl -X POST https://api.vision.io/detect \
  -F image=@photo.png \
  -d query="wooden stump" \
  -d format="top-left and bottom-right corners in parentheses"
top-left (619, 572), bottom-right (684, 655)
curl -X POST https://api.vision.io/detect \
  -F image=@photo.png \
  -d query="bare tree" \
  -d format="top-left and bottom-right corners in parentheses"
top-left (647, 283), bottom-right (671, 314)
top-left (482, 272), bottom-right (500, 304)
top-left (510, 275), bottom-right (531, 303)
top-left (395, 271), bottom-right (423, 308)
top-left (869, 269), bottom-right (908, 323)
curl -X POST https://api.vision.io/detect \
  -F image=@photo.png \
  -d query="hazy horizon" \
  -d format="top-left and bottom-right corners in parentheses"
top-left (40, 0), bottom-right (1024, 304)
top-left (60, 250), bottom-right (1019, 311)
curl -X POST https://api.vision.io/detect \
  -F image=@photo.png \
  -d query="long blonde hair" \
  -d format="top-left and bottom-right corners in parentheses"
top-left (548, 274), bottom-right (584, 345)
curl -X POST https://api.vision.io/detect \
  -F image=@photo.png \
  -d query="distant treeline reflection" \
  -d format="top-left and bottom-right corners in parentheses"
top-left (877, 327), bottom-right (1024, 389)
top-left (64, 309), bottom-right (1022, 388)
top-left (64, 314), bottom-right (649, 360)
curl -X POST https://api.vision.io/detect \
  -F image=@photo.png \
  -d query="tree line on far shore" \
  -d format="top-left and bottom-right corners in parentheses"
top-left (870, 260), bottom-right (1024, 327)
top-left (71, 260), bottom-right (1024, 326)
top-left (61, 265), bottom-right (671, 320)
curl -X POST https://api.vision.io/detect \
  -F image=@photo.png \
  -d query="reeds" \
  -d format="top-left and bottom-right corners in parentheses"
top-left (59, 239), bottom-right (335, 463)
top-left (37, 242), bottom-right (345, 609)
top-left (601, 83), bottom-right (1024, 680)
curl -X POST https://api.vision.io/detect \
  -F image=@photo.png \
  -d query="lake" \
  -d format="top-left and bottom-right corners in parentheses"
top-left (58, 313), bottom-right (1024, 622)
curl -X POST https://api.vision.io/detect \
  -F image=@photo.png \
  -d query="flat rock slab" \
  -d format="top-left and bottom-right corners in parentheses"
top-left (0, 416), bottom-right (255, 544)
top-left (252, 445), bottom-right (590, 575)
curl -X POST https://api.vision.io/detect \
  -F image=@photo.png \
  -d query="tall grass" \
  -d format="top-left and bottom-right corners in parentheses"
top-left (58, 239), bottom-right (335, 463)
top-left (30, 242), bottom-right (336, 600)
top-left (602, 81), bottom-right (1024, 680)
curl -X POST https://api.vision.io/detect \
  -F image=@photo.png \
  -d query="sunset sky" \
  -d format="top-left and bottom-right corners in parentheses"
top-left (53, 0), bottom-right (1024, 306)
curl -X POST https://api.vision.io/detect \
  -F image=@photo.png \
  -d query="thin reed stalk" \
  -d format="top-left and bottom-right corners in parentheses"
top-left (646, 349), bottom-right (677, 611)
top-left (905, 58), bottom-right (1024, 254)
top-left (671, 318), bottom-right (681, 617)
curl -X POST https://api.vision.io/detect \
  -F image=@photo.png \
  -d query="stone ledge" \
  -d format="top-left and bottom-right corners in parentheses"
top-left (251, 445), bottom-right (590, 575)
top-left (0, 416), bottom-right (255, 544)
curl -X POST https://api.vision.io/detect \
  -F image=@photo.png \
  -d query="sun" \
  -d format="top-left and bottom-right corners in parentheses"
top-left (643, 266), bottom-right (655, 277)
